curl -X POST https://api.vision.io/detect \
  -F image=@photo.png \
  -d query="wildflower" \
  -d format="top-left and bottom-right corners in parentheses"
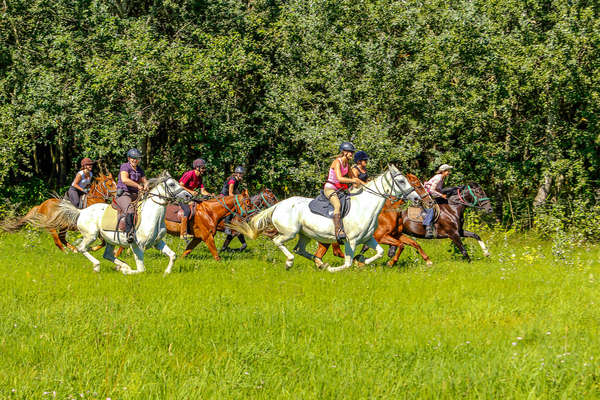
top-left (517, 337), bottom-right (523, 340)
top-left (512, 342), bottom-right (517, 346)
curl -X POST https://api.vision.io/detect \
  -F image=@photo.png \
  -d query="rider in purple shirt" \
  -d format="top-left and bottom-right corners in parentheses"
top-left (115, 148), bottom-right (148, 242)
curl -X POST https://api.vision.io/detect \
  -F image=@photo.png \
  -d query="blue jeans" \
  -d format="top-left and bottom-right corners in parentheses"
top-left (423, 208), bottom-right (435, 226)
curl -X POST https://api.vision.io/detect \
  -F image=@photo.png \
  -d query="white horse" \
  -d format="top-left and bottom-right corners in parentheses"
top-left (229, 165), bottom-right (421, 272)
top-left (38, 172), bottom-right (192, 274)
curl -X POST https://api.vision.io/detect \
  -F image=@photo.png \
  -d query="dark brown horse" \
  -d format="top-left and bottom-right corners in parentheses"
top-left (313, 174), bottom-right (434, 267)
top-left (217, 188), bottom-right (279, 251)
top-left (1, 171), bottom-right (117, 252)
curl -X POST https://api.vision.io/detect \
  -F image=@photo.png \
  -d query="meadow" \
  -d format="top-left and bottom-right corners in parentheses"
top-left (0, 228), bottom-right (599, 399)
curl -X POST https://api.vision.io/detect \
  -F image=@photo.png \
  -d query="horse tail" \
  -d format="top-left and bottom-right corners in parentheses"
top-left (0, 205), bottom-right (40, 232)
top-left (226, 206), bottom-right (276, 240)
top-left (30, 200), bottom-right (80, 230)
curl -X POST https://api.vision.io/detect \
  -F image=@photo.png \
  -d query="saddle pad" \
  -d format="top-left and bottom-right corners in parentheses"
top-left (308, 190), bottom-right (351, 219)
top-left (100, 206), bottom-right (141, 232)
top-left (407, 204), bottom-right (440, 223)
top-left (165, 202), bottom-right (198, 223)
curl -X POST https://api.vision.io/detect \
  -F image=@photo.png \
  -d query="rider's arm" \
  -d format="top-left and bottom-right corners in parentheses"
top-left (333, 160), bottom-right (360, 184)
top-left (72, 173), bottom-right (87, 192)
top-left (120, 171), bottom-right (143, 191)
top-left (351, 166), bottom-right (368, 184)
top-left (228, 183), bottom-right (235, 196)
top-left (200, 186), bottom-right (211, 196)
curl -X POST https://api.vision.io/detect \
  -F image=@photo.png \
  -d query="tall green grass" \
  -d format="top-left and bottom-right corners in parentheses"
top-left (0, 229), bottom-right (598, 399)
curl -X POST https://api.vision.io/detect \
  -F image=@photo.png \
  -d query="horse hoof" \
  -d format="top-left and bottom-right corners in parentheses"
top-left (354, 261), bottom-right (366, 268)
top-left (93, 264), bottom-right (100, 273)
top-left (484, 251), bottom-right (490, 257)
top-left (327, 265), bottom-right (347, 273)
top-left (285, 261), bottom-right (293, 270)
top-left (426, 260), bottom-right (433, 266)
top-left (386, 261), bottom-right (395, 267)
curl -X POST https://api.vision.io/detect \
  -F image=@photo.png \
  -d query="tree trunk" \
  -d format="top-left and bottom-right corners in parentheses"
top-left (533, 173), bottom-right (553, 208)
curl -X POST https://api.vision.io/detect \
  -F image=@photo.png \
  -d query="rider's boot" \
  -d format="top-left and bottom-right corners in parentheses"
top-left (425, 224), bottom-right (434, 239)
top-left (333, 214), bottom-right (346, 244)
top-left (179, 216), bottom-right (189, 240)
top-left (125, 213), bottom-right (135, 243)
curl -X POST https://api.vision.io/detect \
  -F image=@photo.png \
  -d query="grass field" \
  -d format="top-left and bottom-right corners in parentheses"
top-left (0, 228), bottom-right (599, 399)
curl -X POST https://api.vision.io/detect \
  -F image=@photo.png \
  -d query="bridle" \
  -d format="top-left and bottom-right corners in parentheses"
top-left (88, 177), bottom-right (117, 202)
top-left (246, 190), bottom-right (279, 216)
top-left (218, 194), bottom-right (252, 218)
top-left (451, 185), bottom-right (490, 209)
top-left (358, 170), bottom-right (417, 201)
top-left (143, 178), bottom-right (189, 206)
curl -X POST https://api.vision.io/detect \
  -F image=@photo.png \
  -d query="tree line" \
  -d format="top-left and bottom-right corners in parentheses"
top-left (1, 0), bottom-right (599, 226)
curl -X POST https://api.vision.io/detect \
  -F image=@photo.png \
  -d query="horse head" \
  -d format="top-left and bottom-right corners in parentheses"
top-left (467, 182), bottom-right (493, 213)
top-left (406, 173), bottom-right (435, 207)
top-left (452, 183), bottom-right (492, 212)
top-left (149, 172), bottom-right (192, 203)
top-left (388, 165), bottom-right (421, 202)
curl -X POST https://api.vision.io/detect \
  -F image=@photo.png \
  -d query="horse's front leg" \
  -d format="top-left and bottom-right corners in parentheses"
top-left (363, 236), bottom-right (384, 265)
top-left (273, 233), bottom-right (296, 270)
top-left (328, 240), bottom-right (354, 272)
top-left (449, 233), bottom-right (471, 262)
top-left (462, 230), bottom-right (490, 257)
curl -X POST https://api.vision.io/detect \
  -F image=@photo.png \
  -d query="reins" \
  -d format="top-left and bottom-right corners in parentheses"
top-left (217, 195), bottom-right (250, 218)
top-left (355, 171), bottom-right (416, 202)
top-left (451, 185), bottom-right (490, 209)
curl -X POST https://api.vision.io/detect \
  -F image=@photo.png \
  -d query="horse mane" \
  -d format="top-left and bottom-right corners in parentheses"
top-left (146, 171), bottom-right (172, 190)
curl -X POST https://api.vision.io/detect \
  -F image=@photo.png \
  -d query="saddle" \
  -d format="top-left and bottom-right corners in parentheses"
top-left (308, 190), bottom-right (351, 219)
top-left (101, 201), bottom-right (141, 232)
top-left (165, 202), bottom-right (198, 223)
top-left (406, 203), bottom-right (440, 223)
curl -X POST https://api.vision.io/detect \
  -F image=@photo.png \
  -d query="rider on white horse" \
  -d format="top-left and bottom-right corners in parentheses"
top-left (324, 142), bottom-right (363, 243)
top-left (115, 148), bottom-right (148, 243)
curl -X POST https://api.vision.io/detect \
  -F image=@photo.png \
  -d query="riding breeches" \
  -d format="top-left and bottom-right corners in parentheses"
top-left (115, 192), bottom-right (138, 215)
top-left (323, 187), bottom-right (341, 215)
top-left (67, 187), bottom-right (84, 209)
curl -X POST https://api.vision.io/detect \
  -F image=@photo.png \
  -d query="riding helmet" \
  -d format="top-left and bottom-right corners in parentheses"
top-left (234, 166), bottom-right (245, 174)
top-left (353, 151), bottom-right (369, 163)
top-left (80, 157), bottom-right (95, 167)
top-left (193, 158), bottom-right (206, 169)
top-left (339, 141), bottom-right (356, 152)
top-left (127, 148), bottom-right (142, 159)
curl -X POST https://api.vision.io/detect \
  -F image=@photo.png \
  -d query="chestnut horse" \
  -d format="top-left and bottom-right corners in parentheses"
top-left (1, 171), bottom-right (117, 252)
top-left (313, 174), bottom-right (434, 267)
top-left (165, 191), bottom-right (253, 260)
top-left (316, 181), bottom-right (492, 265)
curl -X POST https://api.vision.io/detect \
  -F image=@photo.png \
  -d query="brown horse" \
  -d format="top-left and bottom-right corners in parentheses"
top-left (313, 174), bottom-right (434, 267)
top-left (316, 182), bottom-right (493, 265)
top-left (165, 191), bottom-right (253, 260)
top-left (1, 171), bottom-right (117, 252)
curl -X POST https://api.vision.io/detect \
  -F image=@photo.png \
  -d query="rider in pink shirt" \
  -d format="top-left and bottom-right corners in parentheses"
top-left (324, 142), bottom-right (362, 243)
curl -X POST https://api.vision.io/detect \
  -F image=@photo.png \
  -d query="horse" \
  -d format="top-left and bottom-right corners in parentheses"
top-left (227, 165), bottom-right (422, 272)
top-left (314, 174), bottom-right (434, 267)
top-left (162, 190), bottom-right (254, 260)
top-left (32, 172), bottom-right (192, 274)
top-left (217, 188), bottom-right (279, 252)
top-left (321, 182), bottom-right (492, 265)
top-left (1, 170), bottom-right (117, 252)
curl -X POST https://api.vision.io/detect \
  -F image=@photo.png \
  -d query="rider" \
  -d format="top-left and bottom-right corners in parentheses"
top-left (66, 158), bottom-right (95, 208)
top-left (115, 148), bottom-right (148, 243)
top-left (351, 150), bottom-right (370, 185)
top-left (422, 164), bottom-right (453, 238)
top-left (221, 166), bottom-right (246, 251)
top-left (324, 142), bottom-right (363, 243)
top-left (178, 158), bottom-right (212, 239)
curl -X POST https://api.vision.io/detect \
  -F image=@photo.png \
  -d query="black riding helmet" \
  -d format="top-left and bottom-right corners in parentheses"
top-left (339, 141), bottom-right (356, 152)
top-left (354, 151), bottom-right (369, 163)
top-left (193, 158), bottom-right (206, 169)
top-left (234, 166), bottom-right (245, 174)
top-left (127, 148), bottom-right (142, 159)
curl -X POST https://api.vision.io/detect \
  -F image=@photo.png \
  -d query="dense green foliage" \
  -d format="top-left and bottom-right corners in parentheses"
top-left (0, 230), bottom-right (599, 398)
top-left (1, 0), bottom-right (600, 223)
